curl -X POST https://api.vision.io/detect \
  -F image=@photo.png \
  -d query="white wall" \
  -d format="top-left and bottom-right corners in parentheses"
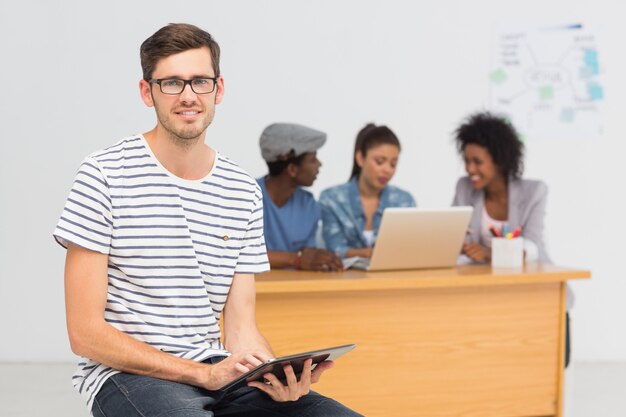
top-left (0, 0), bottom-right (623, 362)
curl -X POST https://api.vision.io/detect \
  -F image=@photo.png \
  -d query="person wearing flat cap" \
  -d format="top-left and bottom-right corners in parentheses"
top-left (257, 123), bottom-right (343, 272)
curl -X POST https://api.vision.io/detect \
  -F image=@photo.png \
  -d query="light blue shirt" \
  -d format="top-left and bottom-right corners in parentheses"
top-left (257, 176), bottom-right (319, 252)
top-left (319, 177), bottom-right (416, 258)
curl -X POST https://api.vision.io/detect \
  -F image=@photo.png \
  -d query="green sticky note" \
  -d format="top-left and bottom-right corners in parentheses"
top-left (539, 86), bottom-right (553, 100)
top-left (490, 68), bottom-right (507, 84)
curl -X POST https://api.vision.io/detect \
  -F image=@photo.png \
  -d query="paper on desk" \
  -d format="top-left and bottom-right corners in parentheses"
top-left (342, 256), bottom-right (370, 270)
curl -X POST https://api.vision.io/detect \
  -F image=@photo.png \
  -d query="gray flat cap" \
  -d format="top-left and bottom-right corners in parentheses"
top-left (259, 123), bottom-right (326, 162)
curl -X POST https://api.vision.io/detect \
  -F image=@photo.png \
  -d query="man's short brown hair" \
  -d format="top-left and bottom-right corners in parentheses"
top-left (140, 23), bottom-right (221, 80)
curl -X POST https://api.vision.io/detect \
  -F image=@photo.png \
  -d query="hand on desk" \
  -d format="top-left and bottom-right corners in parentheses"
top-left (300, 248), bottom-right (343, 272)
top-left (248, 358), bottom-right (334, 402)
top-left (462, 242), bottom-right (491, 262)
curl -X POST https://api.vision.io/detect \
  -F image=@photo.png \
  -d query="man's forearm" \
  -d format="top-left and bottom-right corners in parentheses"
top-left (71, 319), bottom-right (211, 388)
top-left (267, 250), bottom-right (297, 269)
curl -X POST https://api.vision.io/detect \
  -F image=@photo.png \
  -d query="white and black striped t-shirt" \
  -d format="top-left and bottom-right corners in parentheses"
top-left (53, 135), bottom-right (269, 411)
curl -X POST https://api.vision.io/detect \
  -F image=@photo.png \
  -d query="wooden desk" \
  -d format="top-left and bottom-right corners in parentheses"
top-left (254, 264), bottom-right (590, 417)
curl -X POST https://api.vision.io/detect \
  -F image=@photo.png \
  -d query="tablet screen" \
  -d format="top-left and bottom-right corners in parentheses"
top-left (218, 343), bottom-right (356, 392)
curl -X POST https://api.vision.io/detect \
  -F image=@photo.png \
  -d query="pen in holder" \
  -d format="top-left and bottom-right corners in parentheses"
top-left (491, 237), bottom-right (524, 268)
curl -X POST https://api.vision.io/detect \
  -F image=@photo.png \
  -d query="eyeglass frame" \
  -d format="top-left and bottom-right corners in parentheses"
top-left (149, 77), bottom-right (219, 95)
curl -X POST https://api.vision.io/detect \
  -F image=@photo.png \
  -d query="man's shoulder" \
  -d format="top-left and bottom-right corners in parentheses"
top-left (87, 135), bottom-right (145, 164)
top-left (294, 186), bottom-right (316, 202)
top-left (71, 135), bottom-right (145, 181)
top-left (214, 154), bottom-right (261, 193)
top-left (255, 175), bottom-right (266, 190)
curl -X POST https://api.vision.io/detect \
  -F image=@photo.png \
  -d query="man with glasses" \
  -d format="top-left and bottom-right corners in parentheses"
top-left (54, 23), bottom-right (361, 417)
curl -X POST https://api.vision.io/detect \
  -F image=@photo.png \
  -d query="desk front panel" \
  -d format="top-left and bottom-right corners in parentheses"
top-left (256, 282), bottom-right (562, 417)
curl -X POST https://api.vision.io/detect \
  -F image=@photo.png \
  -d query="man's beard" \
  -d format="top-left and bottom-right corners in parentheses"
top-left (155, 103), bottom-right (214, 147)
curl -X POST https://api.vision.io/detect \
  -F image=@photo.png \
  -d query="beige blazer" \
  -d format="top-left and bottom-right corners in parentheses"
top-left (452, 176), bottom-right (550, 263)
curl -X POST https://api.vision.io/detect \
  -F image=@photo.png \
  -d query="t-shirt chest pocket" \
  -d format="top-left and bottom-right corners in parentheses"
top-left (209, 226), bottom-right (245, 253)
top-left (188, 226), bottom-right (244, 271)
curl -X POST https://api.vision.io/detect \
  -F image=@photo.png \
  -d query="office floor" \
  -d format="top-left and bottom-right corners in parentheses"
top-left (0, 361), bottom-right (624, 417)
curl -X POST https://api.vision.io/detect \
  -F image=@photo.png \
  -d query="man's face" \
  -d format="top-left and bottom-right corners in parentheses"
top-left (139, 47), bottom-right (224, 142)
top-left (293, 152), bottom-right (321, 187)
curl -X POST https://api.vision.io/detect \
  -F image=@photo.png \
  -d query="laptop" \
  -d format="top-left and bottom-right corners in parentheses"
top-left (343, 206), bottom-right (473, 271)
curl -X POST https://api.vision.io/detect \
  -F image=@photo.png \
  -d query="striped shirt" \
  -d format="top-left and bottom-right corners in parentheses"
top-left (53, 135), bottom-right (269, 412)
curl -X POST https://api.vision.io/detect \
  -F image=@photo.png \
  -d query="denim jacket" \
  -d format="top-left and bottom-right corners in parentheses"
top-left (319, 177), bottom-right (416, 258)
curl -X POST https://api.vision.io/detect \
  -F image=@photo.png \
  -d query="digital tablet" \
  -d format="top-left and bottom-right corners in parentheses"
top-left (218, 343), bottom-right (356, 392)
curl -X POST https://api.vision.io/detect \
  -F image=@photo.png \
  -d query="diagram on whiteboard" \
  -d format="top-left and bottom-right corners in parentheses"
top-left (489, 23), bottom-right (603, 140)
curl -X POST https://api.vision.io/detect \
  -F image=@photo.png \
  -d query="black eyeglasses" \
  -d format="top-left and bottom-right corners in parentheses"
top-left (149, 77), bottom-right (218, 95)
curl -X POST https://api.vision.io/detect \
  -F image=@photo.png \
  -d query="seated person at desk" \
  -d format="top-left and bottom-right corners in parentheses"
top-left (451, 112), bottom-right (577, 367)
top-left (319, 123), bottom-right (415, 259)
top-left (452, 112), bottom-right (550, 263)
top-left (258, 123), bottom-right (342, 271)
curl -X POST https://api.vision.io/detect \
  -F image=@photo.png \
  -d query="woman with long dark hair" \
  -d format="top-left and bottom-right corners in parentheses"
top-left (319, 123), bottom-right (415, 259)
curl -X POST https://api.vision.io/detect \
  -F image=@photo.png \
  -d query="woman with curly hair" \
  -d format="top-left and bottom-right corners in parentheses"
top-left (452, 112), bottom-right (549, 263)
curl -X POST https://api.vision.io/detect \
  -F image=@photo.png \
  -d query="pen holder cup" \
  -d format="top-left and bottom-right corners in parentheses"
top-left (491, 237), bottom-right (524, 268)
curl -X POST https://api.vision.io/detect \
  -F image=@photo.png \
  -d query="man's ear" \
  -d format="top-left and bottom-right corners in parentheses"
top-left (214, 75), bottom-right (225, 105)
top-left (286, 162), bottom-right (299, 179)
top-left (139, 80), bottom-right (155, 107)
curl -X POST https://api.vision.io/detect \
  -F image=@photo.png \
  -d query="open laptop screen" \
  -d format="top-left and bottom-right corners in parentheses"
top-left (346, 207), bottom-right (473, 271)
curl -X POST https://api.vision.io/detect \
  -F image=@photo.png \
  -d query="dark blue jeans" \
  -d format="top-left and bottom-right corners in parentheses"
top-left (92, 360), bottom-right (363, 417)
